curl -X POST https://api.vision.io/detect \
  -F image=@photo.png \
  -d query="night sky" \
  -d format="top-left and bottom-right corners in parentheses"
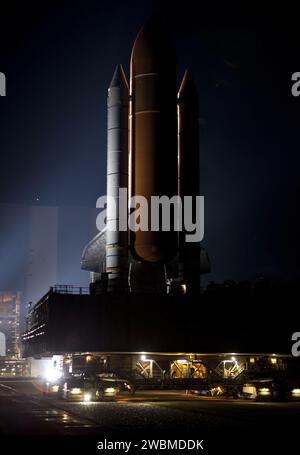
top-left (0, 1), bottom-right (300, 293)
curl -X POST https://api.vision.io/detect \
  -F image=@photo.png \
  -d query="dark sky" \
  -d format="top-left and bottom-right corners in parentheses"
top-left (0, 1), bottom-right (300, 286)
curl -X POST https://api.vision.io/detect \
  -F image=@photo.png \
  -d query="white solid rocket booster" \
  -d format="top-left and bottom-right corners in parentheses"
top-left (106, 64), bottom-right (129, 292)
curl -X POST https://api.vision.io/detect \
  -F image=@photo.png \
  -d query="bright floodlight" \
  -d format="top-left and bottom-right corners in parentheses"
top-left (44, 366), bottom-right (62, 383)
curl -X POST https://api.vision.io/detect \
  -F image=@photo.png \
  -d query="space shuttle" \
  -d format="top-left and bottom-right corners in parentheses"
top-left (81, 18), bottom-right (210, 294)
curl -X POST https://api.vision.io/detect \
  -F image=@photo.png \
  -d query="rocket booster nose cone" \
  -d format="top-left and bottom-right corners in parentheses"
top-left (178, 69), bottom-right (198, 99)
top-left (178, 69), bottom-right (199, 113)
top-left (131, 17), bottom-right (175, 74)
top-left (109, 64), bottom-right (128, 90)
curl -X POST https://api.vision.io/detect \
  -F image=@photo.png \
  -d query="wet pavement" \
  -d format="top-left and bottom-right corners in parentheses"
top-left (0, 378), bottom-right (299, 452)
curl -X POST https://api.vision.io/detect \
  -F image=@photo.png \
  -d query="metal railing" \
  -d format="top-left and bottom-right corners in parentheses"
top-left (50, 285), bottom-right (90, 295)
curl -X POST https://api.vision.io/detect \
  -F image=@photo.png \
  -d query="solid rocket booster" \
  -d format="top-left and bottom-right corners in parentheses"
top-left (178, 70), bottom-right (200, 207)
top-left (106, 64), bottom-right (129, 291)
top-left (129, 19), bottom-right (178, 263)
top-left (178, 69), bottom-right (201, 293)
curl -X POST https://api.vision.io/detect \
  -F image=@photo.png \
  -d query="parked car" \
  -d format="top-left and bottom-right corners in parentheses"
top-left (96, 373), bottom-right (135, 395)
top-left (61, 376), bottom-right (83, 401)
top-left (61, 374), bottom-right (131, 401)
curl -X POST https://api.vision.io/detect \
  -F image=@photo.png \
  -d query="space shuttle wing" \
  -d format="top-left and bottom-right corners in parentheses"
top-left (81, 229), bottom-right (106, 273)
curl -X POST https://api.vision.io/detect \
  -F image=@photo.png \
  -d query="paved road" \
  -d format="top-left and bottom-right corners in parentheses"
top-left (0, 378), bottom-right (299, 452)
top-left (0, 380), bottom-right (102, 435)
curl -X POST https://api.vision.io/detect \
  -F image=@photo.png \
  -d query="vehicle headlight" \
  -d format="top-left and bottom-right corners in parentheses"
top-left (291, 388), bottom-right (300, 397)
top-left (51, 385), bottom-right (59, 392)
top-left (83, 392), bottom-right (92, 402)
top-left (105, 387), bottom-right (116, 394)
top-left (258, 387), bottom-right (271, 395)
top-left (70, 388), bottom-right (82, 394)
